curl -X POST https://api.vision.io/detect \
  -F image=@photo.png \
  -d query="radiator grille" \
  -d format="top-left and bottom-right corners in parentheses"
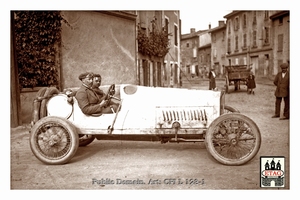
top-left (161, 108), bottom-right (207, 122)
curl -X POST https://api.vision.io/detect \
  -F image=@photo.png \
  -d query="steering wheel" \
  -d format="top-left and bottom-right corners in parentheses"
top-left (104, 84), bottom-right (115, 105)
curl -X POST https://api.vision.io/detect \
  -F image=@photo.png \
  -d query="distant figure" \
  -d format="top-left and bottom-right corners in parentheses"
top-left (208, 67), bottom-right (216, 90)
top-left (271, 63), bottom-right (289, 120)
top-left (247, 71), bottom-right (256, 94)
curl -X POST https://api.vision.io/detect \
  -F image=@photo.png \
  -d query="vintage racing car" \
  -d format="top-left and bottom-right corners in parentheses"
top-left (29, 84), bottom-right (261, 165)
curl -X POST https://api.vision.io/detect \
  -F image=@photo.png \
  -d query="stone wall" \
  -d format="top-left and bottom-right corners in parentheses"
top-left (60, 11), bottom-right (137, 88)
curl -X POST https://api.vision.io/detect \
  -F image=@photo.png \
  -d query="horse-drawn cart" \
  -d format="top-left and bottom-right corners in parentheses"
top-left (224, 65), bottom-right (251, 93)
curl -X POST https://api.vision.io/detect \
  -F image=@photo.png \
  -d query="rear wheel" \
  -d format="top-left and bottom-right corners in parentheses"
top-left (30, 116), bottom-right (79, 165)
top-left (205, 113), bottom-right (261, 165)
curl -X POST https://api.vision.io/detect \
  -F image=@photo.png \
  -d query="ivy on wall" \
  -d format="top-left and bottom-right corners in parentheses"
top-left (14, 11), bottom-right (65, 89)
top-left (137, 24), bottom-right (170, 58)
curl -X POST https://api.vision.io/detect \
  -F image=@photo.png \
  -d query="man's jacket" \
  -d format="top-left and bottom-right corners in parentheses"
top-left (274, 71), bottom-right (289, 97)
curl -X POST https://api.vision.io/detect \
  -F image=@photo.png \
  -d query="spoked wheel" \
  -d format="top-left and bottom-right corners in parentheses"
top-left (79, 134), bottom-right (95, 147)
top-left (30, 116), bottom-right (79, 165)
top-left (205, 113), bottom-right (261, 165)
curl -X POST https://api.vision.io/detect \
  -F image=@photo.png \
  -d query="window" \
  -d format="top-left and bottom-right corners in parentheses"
top-left (264, 27), bottom-right (270, 44)
top-left (235, 36), bottom-right (238, 51)
top-left (278, 34), bottom-right (283, 52)
top-left (228, 21), bottom-right (231, 34)
top-left (243, 33), bottom-right (247, 48)
top-left (252, 30), bottom-right (257, 47)
top-left (164, 17), bottom-right (169, 33)
top-left (186, 42), bottom-right (189, 48)
top-left (174, 24), bottom-right (178, 46)
top-left (235, 58), bottom-right (239, 65)
top-left (222, 31), bottom-right (225, 41)
top-left (243, 14), bottom-right (247, 28)
top-left (193, 47), bottom-right (197, 58)
top-left (157, 62), bottom-right (162, 87)
top-left (143, 60), bottom-right (150, 86)
top-left (234, 17), bottom-right (239, 30)
top-left (279, 17), bottom-right (283, 25)
top-left (227, 38), bottom-right (231, 53)
top-left (212, 33), bottom-right (216, 43)
top-left (264, 11), bottom-right (269, 20)
top-left (213, 48), bottom-right (217, 58)
top-left (253, 11), bottom-right (257, 25)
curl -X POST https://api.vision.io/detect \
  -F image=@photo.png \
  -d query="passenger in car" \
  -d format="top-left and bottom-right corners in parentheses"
top-left (92, 73), bottom-right (120, 109)
top-left (75, 72), bottom-right (117, 115)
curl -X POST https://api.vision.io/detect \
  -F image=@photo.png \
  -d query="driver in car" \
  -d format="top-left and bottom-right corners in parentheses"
top-left (75, 72), bottom-right (117, 115)
top-left (92, 73), bottom-right (120, 108)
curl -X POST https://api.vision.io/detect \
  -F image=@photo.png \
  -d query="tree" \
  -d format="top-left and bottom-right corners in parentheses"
top-left (14, 11), bottom-right (65, 89)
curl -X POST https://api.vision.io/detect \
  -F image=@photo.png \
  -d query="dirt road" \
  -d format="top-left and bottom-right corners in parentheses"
top-left (10, 82), bottom-right (290, 190)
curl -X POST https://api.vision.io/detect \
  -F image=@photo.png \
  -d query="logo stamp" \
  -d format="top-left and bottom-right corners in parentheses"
top-left (260, 156), bottom-right (285, 188)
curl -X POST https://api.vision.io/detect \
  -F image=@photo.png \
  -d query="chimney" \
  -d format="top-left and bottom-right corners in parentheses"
top-left (218, 20), bottom-right (225, 26)
top-left (208, 23), bottom-right (211, 29)
top-left (190, 28), bottom-right (195, 33)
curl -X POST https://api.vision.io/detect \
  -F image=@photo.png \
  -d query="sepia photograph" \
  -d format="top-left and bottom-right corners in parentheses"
top-left (6, 0), bottom-right (297, 198)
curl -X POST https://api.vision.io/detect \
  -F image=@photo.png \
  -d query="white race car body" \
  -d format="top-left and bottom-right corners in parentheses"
top-left (46, 84), bottom-right (224, 135)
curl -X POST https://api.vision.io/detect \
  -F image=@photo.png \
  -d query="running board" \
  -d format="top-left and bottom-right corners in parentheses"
top-left (168, 138), bottom-right (205, 143)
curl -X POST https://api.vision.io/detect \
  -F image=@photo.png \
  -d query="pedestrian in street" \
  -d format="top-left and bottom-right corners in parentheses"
top-left (247, 71), bottom-right (256, 94)
top-left (271, 63), bottom-right (289, 120)
top-left (208, 67), bottom-right (216, 90)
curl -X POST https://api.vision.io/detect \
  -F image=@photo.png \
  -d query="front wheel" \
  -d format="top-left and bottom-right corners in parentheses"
top-left (29, 116), bottom-right (79, 165)
top-left (205, 113), bottom-right (261, 165)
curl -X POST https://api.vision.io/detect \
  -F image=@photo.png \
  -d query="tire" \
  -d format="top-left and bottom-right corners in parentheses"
top-left (31, 87), bottom-right (47, 126)
top-left (224, 105), bottom-right (240, 114)
top-left (205, 113), bottom-right (261, 165)
top-left (79, 134), bottom-right (96, 147)
top-left (29, 116), bottom-right (79, 165)
top-left (40, 87), bottom-right (60, 119)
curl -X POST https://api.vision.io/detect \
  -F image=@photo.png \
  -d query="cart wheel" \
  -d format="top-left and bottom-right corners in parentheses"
top-left (30, 116), bottom-right (79, 165)
top-left (205, 113), bottom-right (261, 165)
top-left (224, 105), bottom-right (240, 114)
top-left (79, 134), bottom-right (95, 147)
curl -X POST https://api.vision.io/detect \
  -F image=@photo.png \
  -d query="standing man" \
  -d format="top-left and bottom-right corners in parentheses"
top-left (272, 63), bottom-right (289, 120)
top-left (208, 67), bottom-right (216, 90)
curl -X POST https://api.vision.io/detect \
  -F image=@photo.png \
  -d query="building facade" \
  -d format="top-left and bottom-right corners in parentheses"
top-left (269, 11), bottom-right (290, 75)
top-left (180, 28), bottom-right (204, 78)
top-left (224, 10), bottom-right (284, 78)
top-left (136, 11), bottom-right (180, 88)
top-left (209, 21), bottom-right (227, 77)
top-left (180, 10), bottom-right (289, 81)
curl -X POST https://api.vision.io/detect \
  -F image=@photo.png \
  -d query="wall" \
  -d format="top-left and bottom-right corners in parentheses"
top-left (60, 11), bottom-right (137, 88)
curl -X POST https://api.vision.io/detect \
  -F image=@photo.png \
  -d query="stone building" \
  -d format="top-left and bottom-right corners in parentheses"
top-left (208, 21), bottom-right (227, 77)
top-left (269, 11), bottom-right (290, 76)
top-left (180, 28), bottom-right (204, 78)
top-left (224, 11), bottom-right (280, 78)
top-left (136, 11), bottom-right (180, 88)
